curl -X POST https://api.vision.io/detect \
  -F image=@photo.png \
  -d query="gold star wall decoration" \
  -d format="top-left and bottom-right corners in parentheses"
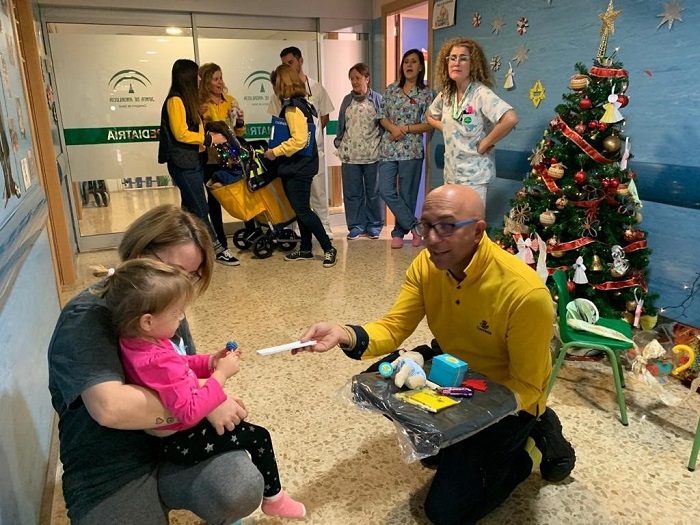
top-left (492, 15), bottom-right (505, 35)
top-left (529, 80), bottom-right (546, 108)
top-left (513, 44), bottom-right (529, 66)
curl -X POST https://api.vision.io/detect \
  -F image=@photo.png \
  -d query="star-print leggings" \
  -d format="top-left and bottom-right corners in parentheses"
top-left (161, 419), bottom-right (281, 497)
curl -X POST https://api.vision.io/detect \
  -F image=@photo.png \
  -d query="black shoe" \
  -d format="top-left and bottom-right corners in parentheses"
top-left (216, 249), bottom-right (240, 266)
top-left (323, 247), bottom-right (337, 268)
top-left (530, 407), bottom-right (576, 482)
top-left (284, 249), bottom-right (314, 262)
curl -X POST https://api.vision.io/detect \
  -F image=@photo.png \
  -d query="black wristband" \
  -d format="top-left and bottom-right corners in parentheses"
top-left (341, 325), bottom-right (370, 360)
top-left (204, 132), bottom-right (212, 147)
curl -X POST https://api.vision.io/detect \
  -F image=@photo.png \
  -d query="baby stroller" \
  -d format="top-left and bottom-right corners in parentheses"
top-left (205, 122), bottom-right (299, 259)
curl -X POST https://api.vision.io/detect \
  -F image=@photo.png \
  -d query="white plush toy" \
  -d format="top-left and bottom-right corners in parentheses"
top-left (391, 350), bottom-right (427, 389)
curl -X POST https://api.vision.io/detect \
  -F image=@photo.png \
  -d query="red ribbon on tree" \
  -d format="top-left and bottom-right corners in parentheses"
top-left (535, 164), bottom-right (563, 193)
top-left (622, 240), bottom-right (647, 252)
top-left (572, 198), bottom-right (604, 208)
top-left (548, 237), bottom-right (596, 252)
top-left (590, 66), bottom-right (630, 80)
top-left (590, 273), bottom-right (647, 292)
top-left (555, 115), bottom-right (614, 165)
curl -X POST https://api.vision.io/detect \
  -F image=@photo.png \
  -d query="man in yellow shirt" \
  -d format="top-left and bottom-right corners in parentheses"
top-left (299, 184), bottom-right (575, 525)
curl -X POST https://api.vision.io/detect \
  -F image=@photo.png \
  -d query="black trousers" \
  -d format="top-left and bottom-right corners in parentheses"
top-left (365, 342), bottom-right (536, 525)
top-left (162, 419), bottom-right (282, 497)
top-left (282, 172), bottom-right (332, 253)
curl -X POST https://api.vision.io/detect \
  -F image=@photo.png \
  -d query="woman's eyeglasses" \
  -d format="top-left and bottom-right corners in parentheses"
top-left (446, 55), bottom-right (470, 65)
top-left (414, 219), bottom-right (477, 238)
top-left (152, 252), bottom-right (202, 284)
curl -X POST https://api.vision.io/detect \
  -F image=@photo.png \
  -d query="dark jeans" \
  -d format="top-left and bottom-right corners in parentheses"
top-left (282, 172), bottom-right (332, 252)
top-left (162, 419), bottom-right (282, 498)
top-left (365, 343), bottom-right (536, 525)
top-left (167, 160), bottom-right (223, 253)
top-left (202, 161), bottom-right (228, 248)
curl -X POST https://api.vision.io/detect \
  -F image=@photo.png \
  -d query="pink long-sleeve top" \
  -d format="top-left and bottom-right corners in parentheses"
top-left (120, 337), bottom-right (227, 430)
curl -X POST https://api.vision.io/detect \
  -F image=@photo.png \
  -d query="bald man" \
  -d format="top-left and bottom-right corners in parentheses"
top-left (299, 185), bottom-right (575, 525)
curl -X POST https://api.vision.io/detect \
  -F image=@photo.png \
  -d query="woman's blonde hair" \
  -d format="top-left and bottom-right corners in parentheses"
top-left (271, 64), bottom-right (306, 100)
top-left (115, 204), bottom-right (214, 294)
top-left (434, 37), bottom-right (493, 101)
top-left (93, 259), bottom-right (195, 338)
top-left (198, 62), bottom-right (226, 103)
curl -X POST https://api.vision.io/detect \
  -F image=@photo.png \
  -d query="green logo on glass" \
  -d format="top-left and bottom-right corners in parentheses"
top-left (244, 70), bottom-right (271, 93)
top-left (109, 69), bottom-right (152, 94)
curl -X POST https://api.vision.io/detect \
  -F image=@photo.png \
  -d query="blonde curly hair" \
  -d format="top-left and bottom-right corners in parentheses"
top-left (434, 37), bottom-right (492, 102)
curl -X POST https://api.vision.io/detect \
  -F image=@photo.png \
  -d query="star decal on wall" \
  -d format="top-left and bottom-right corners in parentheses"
top-left (492, 15), bottom-right (505, 35)
top-left (657, 0), bottom-right (684, 30)
top-left (513, 44), bottom-right (529, 66)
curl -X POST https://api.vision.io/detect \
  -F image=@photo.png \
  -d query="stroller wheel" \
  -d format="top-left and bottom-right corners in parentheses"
top-left (233, 228), bottom-right (254, 250)
top-left (100, 191), bottom-right (110, 206)
top-left (252, 236), bottom-right (274, 259)
top-left (278, 228), bottom-right (298, 251)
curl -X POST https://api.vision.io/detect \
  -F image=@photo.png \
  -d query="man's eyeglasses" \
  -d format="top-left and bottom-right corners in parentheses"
top-left (414, 219), bottom-right (477, 238)
top-left (152, 252), bottom-right (202, 284)
top-left (446, 54), bottom-right (470, 65)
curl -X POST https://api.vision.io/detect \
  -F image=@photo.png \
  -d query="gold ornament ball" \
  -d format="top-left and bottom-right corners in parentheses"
top-left (626, 300), bottom-right (637, 312)
top-left (610, 267), bottom-right (627, 278)
top-left (550, 250), bottom-right (565, 258)
top-left (621, 312), bottom-right (634, 324)
top-left (539, 210), bottom-right (556, 226)
top-left (603, 135), bottom-right (621, 153)
top-left (569, 74), bottom-right (591, 91)
top-left (548, 164), bottom-right (565, 180)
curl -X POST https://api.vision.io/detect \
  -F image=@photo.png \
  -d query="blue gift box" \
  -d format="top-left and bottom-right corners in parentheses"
top-left (428, 354), bottom-right (469, 387)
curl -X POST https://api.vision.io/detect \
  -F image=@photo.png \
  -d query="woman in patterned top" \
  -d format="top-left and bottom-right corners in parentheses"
top-left (334, 63), bottom-right (384, 240)
top-left (427, 37), bottom-right (518, 205)
top-left (377, 49), bottom-right (434, 249)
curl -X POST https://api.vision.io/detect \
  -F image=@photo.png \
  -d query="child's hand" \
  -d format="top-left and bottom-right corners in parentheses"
top-left (215, 350), bottom-right (241, 379)
top-left (210, 347), bottom-right (232, 371)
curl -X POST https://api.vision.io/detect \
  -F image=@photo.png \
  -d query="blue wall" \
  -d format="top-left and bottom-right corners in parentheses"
top-left (0, 229), bottom-right (59, 525)
top-left (423, 0), bottom-right (699, 325)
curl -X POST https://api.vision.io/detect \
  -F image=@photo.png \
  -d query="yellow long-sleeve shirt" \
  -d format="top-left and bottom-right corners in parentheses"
top-left (202, 93), bottom-right (246, 137)
top-left (166, 96), bottom-right (206, 152)
top-left (271, 106), bottom-right (311, 158)
top-left (361, 235), bottom-right (553, 416)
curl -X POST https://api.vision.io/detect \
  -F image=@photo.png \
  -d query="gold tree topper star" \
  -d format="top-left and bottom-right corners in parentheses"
top-left (598, 0), bottom-right (621, 60)
top-left (599, 0), bottom-right (621, 36)
top-left (657, 0), bottom-right (684, 30)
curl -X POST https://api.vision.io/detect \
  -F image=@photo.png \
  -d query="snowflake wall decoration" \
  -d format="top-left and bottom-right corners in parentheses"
top-left (657, 0), bottom-right (684, 30)
top-left (473, 13), bottom-right (481, 27)
top-left (490, 55), bottom-right (502, 71)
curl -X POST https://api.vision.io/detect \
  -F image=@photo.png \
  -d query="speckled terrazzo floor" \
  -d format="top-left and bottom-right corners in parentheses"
top-left (51, 229), bottom-right (698, 525)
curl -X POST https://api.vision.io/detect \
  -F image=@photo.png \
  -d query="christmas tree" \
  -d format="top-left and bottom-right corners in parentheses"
top-left (495, 0), bottom-right (656, 325)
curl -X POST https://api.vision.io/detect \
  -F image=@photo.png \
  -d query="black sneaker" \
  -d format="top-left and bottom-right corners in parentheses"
top-left (323, 247), bottom-right (337, 268)
top-left (216, 249), bottom-right (240, 266)
top-left (284, 250), bottom-right (314, 262)
top-left (530, 407), bottom-right (576, 482)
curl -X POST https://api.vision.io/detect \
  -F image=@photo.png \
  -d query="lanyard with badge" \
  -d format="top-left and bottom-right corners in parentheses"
top-left (451, 82), bottom-right (475, 126)
top-left (305, 77), bottom-right (314, 105)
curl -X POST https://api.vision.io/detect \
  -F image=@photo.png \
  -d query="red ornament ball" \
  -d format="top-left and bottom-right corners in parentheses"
top-left (602, 178), bottom-right (611, 189)
top-left (567, 280), bottom-right (576, 293)
top-left (573, 170), bottom-right (588, 184)
top-left (580, 96), bottom-right (592, 110)
top-left (597, 122), bottom-right (607, 131)
top-left (574, 123), bottom-right (587, 135)
top-left (609, 178), bottom-right (620, 189)
top-left (550, 157), bottom-right (558, 165)
top-left (617, 94), bottom-right (629, 108)
top-left (588, 120), bottom-right (599, 129)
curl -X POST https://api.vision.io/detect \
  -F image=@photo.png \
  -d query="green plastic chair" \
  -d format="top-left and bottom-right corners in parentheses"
top-left (547, 269), bottom-right (635, 426)
top-left (689, 416), bottom-right (700, 471)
